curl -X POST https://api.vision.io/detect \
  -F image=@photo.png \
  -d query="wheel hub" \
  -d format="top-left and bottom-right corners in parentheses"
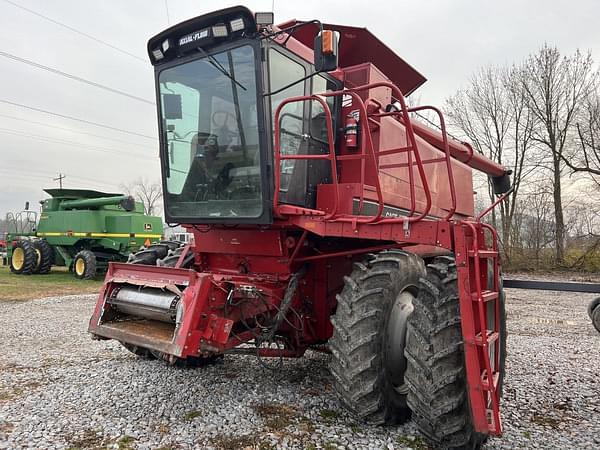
top-left (12, 247), bottom-right (24, 270)
top-left (385, 290), bottom-right (415, 394)
top-left (75, 258), bottom-right (85, 276)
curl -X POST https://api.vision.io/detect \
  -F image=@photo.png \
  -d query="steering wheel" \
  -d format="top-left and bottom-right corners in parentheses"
top-left (212, 110), bottom-right (236, 129)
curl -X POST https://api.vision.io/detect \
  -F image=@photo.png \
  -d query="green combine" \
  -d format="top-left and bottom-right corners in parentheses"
top-left (6, 189), bottom-right (163, 279)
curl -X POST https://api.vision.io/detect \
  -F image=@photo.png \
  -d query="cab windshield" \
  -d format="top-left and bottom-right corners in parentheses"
top-left (158, 44), bottom-right (262, 219)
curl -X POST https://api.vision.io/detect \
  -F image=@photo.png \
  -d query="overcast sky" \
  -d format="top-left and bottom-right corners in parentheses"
top-left (1, 0), bottom-right (599, 218)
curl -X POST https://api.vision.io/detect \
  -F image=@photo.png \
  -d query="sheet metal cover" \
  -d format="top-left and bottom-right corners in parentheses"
top-left (278, 21), bottom-right (427, 95)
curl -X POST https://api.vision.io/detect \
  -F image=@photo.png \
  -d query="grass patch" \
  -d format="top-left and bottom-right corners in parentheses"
top-left (209, 434), bottom-right (271, 450)
top-left (116, 435), bottom-right (136, 450)
top-left (396, 435), bottom-right (429, 450)
top-left (0, 421), bottom-right (14, 434)
top-left (183, 410), bottom-right (202, 421)
top-left (319, 408), bottom-right (340, 421)
top-left (0, 266), bottom-right (103, 301)
top-left (349, 423), bottom-right (362, 433)
top-left (253, 402), bottom-right (301, 431)
top-left (66, 429), bottom-right (104, 450)
top-left (297, 416), bottom-right (315, 433)
top-left (530, 412), bottom-right (561, 427)
top-left (0, 380), bottom-right (42, 403)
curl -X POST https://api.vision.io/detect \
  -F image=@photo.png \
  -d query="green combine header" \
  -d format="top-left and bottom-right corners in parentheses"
top-left (6, 189), bottom-right (163, 279)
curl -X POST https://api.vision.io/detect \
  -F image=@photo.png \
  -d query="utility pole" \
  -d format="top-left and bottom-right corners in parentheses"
top-left (53, 173), bottom-right (66, 189)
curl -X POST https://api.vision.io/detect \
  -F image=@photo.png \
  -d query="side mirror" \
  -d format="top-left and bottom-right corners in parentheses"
top-left (314, 30), bottom-right (339, 73)
top-left (163, 94), bottom-right (182, 120)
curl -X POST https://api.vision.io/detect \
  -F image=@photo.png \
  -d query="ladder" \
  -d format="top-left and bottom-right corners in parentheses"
top-left (454, 221), bottom-right (503, 435)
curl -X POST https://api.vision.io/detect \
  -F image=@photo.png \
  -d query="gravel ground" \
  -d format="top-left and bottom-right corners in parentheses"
top-left (0, 283), bottom-right (599, 449)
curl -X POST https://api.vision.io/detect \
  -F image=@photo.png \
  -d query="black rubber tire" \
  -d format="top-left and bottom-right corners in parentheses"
top-left (73, 250), bottom-right (97, 280)
top-left (32, 239), bottom-right (54, 274)
top-left (329, 249), bottom-right (426, 425)
top-left (120, 340), bottom-right (222, 367)
top-left (587, 297), bottom-right (600, 320)
top-left (120, 342), bottom-right (157, 360)
top-left (9, 240), bottom-right (37, 275)
top-left (152, 351), bottom-right (224, 368)
top-left (128, 243), bottom-right (175, 265)
top-left (405, 256), bottom-right (507, 450)
top-left (158, 249), bottom-right (194, 268)
top-left (160, 240), bottom-right (183, 251)
top-left (591, 304), bottom-right (600, 333)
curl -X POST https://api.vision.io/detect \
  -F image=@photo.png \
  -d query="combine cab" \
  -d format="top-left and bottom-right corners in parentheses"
top-left (7, 189), bottom-right (163, 278)
top-left (89, 7), bottom-right (511, 448)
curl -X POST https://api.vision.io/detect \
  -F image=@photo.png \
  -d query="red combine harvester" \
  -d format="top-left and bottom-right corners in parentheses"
top-left (89, 7), bottom-right (511, 448)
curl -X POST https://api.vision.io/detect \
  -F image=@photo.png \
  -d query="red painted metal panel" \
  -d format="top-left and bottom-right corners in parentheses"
top-left (194, 229), bottom-right (285, 257)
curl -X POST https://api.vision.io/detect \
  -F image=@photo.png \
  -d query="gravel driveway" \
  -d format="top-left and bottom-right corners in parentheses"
top-left (0, 284), bottom-right (599, 449)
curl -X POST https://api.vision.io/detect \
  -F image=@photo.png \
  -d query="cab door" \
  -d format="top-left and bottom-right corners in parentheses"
top-left (268, 46), bottom-right (340, 209)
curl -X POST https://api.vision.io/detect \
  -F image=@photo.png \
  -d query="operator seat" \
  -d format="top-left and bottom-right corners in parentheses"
top-left (180, 133), bottom-right (221, 201)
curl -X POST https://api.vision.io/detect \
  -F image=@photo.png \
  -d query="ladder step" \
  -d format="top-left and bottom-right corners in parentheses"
top-left (481, 371), bottom-right (500, 391)
top-left (468, 249), bottom-right (498, 258)
top-left (472, 290), bottom-right (499, 302)
top-left (485, 409), bottom-right (501, 433)
top-left (475, 330), bottom-right (499, 345)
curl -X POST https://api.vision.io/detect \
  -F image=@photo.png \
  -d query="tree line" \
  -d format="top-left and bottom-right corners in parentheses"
top-left (443, 44), bottom-right (600, 270)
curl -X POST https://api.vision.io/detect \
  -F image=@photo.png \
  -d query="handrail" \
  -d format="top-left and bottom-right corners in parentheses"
top-left (273, 94), bottom-right (339, 219)
top-left (271, 80), bottom-right (464, 225)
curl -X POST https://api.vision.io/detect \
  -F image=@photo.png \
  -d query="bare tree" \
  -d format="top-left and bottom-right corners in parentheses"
top-left (520, 188), bottom-right (555, 268)
top-left (445, 65), bottom-right (538, 260)
top-left (520, 44), bottom-right (598, 263)
top-left (121, 179), bottom-right (163, 216)
top-left (559, 88), bottom-right (600, 179)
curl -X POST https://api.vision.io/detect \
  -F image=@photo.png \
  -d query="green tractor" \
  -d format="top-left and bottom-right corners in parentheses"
top-left (6, 189), bottom-right (164, 279)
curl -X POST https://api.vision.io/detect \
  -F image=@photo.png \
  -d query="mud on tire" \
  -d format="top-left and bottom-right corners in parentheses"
top-left (329, 249), bottom-right (426, 425)
top-left (405, 256), bottom-right (506, 449)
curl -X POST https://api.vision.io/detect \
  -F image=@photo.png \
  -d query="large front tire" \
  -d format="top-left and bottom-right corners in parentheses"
top-left (405, 256), bottom-right (506, 449)
top-left (10, 240), bottom-right (37, 275)
top-left (329, 250), bottom-right (425, 425)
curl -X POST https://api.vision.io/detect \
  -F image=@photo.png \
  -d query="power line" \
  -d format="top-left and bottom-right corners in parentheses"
top-left (0, 127), bottom-right (157, 159)
top-left (0, 165), bottom-right (121, 191)
top-left (1, 0), bottom-right (146, 63)
top-left (0, 50), bottom-right (155, 105)
top-left (165, 0), bottom-right (171, 25)
top-left (0, 170), bottom-right (119, 192)
top-left (0, 112), bottom-right (152, 149)
top-left (0, 99), bottom-right (157, 140)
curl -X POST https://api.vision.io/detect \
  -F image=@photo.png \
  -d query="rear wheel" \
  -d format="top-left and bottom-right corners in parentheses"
top-left (405, 256), bottom-right (506, 449)
top-left (587, 297), bottom-right (600, 320)
top-left (120, 342), bottom-right (157, 360)
top-left (329, 249), bottom-right (425, 424)
top-left (73, 250), bottom-right (97, 279)
top-left (10, 240), bottom-right (37, 275)
top-left (32, 239), bottom-right (54, 274)
top-left (590, 301), bottom-right (600, 333)
top-left (128, 241), bottom-right (181, 265)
